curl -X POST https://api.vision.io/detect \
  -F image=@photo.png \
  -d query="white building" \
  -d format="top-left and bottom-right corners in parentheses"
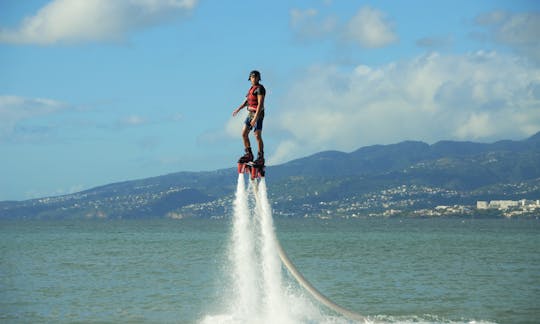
top-left (476, 199), bottom-right (540, 211)
top-left (489, 200), bottom-right (519, 210)
top-left (477, 201), bottom-right (489, 209)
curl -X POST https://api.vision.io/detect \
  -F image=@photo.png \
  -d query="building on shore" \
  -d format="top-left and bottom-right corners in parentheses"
top-left (477, 199), bottom-right (540, 211)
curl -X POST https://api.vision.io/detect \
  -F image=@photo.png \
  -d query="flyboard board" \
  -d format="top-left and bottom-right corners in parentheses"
top-left (237, 161), bottom-right (265, 180)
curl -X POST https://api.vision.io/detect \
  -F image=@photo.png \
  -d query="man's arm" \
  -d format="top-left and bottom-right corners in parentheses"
top-left (232, 99), bottom-right (248, 116)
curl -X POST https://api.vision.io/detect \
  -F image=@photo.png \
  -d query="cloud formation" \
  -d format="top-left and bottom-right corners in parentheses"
top-left (416, 36), bottom-right (453, 49)
top-left (474, 11), bottom-right (540, 63)
top-left (0, 95), bottom-right (69, 141)
top-left (290, 6), bottom-right (397, 48)
top-left (117, 114), bottom-right (149, 127)
top-left (0, 0), bottom-right (198, 45)
top-left (0, 95), bottom-right (182, 143)
top-left (270, 52), bottom-right (540, 164)
top-left (343, 6), bottom-right (397, 48)
top-left (289, 8), bottom-right (337, 40)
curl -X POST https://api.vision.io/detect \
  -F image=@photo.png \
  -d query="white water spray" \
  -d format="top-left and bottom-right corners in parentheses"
top-left (226, 174), bottom-right (294, 323)
top-left (230, 173), bottom-right (259, 318)
top-left (202, 173), bottom-right (364, 324)
top-left (255, 179), bottom-right (289, 321)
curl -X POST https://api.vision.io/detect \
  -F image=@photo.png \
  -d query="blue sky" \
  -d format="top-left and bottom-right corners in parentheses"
top-left (1, 0), bottom-right (539, 201)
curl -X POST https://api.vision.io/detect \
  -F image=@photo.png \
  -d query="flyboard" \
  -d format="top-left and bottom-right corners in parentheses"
top-left (237, 161), bottom-right (369, 323)
top-left (237, 161), bottom-right (265, 180)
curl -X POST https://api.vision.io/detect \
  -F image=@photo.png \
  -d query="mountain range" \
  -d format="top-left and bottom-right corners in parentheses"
top-left (2, 132), bottom-right (539, 219)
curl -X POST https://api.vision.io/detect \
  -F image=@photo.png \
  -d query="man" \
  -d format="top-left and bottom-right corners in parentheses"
top-left (232, 70), bottom-right (266, 166)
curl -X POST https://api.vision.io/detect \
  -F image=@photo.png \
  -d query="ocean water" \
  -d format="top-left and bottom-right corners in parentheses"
top-left (1, 180), bottom-right (539, 323)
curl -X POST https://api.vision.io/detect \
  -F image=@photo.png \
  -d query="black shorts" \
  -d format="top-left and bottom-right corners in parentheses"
top-left (244, 110), bottom-right (264, 131)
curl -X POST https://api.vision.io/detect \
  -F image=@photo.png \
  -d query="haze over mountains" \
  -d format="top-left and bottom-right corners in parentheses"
top-left (1, 132), bottom-right (539, 219)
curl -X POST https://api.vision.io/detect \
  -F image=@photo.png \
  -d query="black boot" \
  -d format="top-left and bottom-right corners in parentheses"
top-left (238, 147), bottom-right (254, 163)
top-left (254, 151), bottom-right (265, 166)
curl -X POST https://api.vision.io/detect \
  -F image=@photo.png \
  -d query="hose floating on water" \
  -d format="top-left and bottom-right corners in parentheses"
top-left (274, 237), bottom-right (368, 323)
top-left (252, 178), bottom-right (368, 323)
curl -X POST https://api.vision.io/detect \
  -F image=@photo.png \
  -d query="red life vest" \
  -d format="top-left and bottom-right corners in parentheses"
top-left (247, 85), bottom-right (261, 112)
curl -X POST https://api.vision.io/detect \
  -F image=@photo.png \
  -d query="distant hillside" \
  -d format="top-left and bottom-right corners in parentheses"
top-left (1, 132), bottom-right (539, 219)
top-left (270, 133), bottom-right (540, 181)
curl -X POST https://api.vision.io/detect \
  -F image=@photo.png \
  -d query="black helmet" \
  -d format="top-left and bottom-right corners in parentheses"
top-left (248, 70), bottom-right (261, 80)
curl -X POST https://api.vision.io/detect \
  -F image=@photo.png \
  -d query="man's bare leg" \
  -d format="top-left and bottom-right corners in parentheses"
top-left (238, 125), bottom-right (253, 162)
top-left (242, 125), bottom-right (251, 149)
top-left (254, 130), bottom-right (264, 164)
top-left (254, 130), bottom-right (263, 154)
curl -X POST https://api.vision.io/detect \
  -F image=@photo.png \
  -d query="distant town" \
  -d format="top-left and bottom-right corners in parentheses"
top-left (476, 199), bottom-right (540, 217)
top-left (268, 184), bottom-right (540, 219)
top-left (2, 181), bottom-right (539, 220)
top-left (176, 184), bottom-right (540, 220)
top-left (167, 185), bottom-right (540, 219)
top-left (373, 198), bottom-right (540, 219)
top-left (286, 197), bottom-right (540, 219)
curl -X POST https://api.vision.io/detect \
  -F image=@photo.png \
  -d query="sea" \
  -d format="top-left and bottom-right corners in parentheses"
top-left (1, 176), bottom-right (539, 323)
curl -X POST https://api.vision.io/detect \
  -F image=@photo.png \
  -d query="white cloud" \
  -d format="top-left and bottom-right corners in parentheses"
top-left (0, 96), bottom-right (162, 142)
top-left (25, 184), bottom-right (85, 200)
top-left (196, 116), bottom-right (240, 147)
top-left (476, 11), bottom-right (540, 46)
top-left (289, 8), bottom-right (337, 40)
top-left (269, 52), bottom-right (540, 165)
top-left (290, 8), bottom-right (318, 26)
top-left (474, 11), bottom-right (540, 63)
top-left (170, 112), bottom-right (183, 122)
top-left (289, 6), bottom-right (397, 48)
top-left (137, 135), bottom-right (160, 150)
top-left (115, 112), bottom-right (187, 129)
top-left (0, 0), bottom-right (198, 45)
top-left (455, 112), bottom-right (493, 139)
top-left (225, 116), bottom-right (240, 138)
top-left (118, 114), bottom-right (149, 127)
top-left (0, 95), bottom-right (69, 141)
top-left (344, 6), bottom-right (397, 48)
top-left (416, 35), bottom-right (453, 49)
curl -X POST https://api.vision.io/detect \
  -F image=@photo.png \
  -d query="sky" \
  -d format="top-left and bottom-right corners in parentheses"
top-left (1, 0), bottom-right (539, 201)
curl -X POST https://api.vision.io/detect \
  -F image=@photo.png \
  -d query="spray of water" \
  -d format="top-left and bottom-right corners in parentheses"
top-left (229, 173), bottom-right (259, 318)
top-left (255, 179), bottom-right (290, 322)
top-left (201, 174), bottom-right (494, 324)
top-left (201, 174), bottom-right (338, 324)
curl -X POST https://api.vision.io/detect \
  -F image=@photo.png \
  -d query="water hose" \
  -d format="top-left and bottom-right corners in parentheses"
top-left (252, 178), bottom-right (369, 322)
top-left (275, 237), bottom-right (368, 323)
